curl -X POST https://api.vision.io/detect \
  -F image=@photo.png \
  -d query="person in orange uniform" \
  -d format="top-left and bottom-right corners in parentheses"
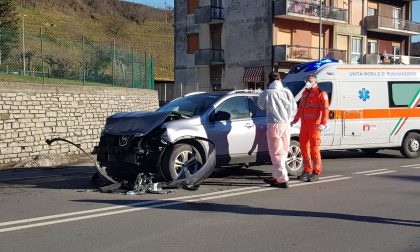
top-left (291, 75), bottom-right (329, 182)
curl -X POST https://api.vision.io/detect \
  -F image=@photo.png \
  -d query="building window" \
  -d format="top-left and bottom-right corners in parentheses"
top-left (187, 33), bottom-right (199, 54)
top-left (351, 38), bottom-right (362, 64)
top-left (276, 29), bottom-right (292, 46)
top-left (392, 42), bottom-right (401, 56)
top-left (188, 0), bottom-right (199, 14)
top-left (367, 40), bottom-right (377, 54)
top-left (211, 0), bottom-right (222, 7)
top-left (367, 2), bottom-right (378, 16)
top-left (393, 8), bottom-right (402, 29)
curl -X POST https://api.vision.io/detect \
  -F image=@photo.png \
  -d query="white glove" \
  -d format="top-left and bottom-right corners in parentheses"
top-left (318, 124), bottom-right (327, 131)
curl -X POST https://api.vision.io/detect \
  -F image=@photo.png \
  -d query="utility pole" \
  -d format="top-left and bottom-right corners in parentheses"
top-left (22, 15), bottom-right (27, 76)
top-left (319, 1), bottom-right (323, 61)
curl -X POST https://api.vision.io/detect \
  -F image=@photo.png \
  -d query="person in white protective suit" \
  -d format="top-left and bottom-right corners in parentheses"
top-left (257, 72), bottom-right (296, 188)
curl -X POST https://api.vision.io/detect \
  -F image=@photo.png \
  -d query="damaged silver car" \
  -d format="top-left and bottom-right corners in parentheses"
top-left (95, 91), bottom-right (303, 188)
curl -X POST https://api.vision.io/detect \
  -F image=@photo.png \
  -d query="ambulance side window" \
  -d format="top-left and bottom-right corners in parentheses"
top-left (318, 82), bottom-right (333, 102)
top-left (388, 82), bottom-right (420, 107)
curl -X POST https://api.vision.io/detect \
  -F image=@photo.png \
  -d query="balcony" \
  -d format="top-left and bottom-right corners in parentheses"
top-left (274, 0), bottom-right (348, 24)
top-left (365, 54), bottom-right (420, 65)
top-left (365, 16), bottom-right (420, 36)
top-left (195, 49), bottom-right (225, 65)
top-left (195, 6), bottom-right (224, 24)
top-left (274, 45), bottom-right (347, 63)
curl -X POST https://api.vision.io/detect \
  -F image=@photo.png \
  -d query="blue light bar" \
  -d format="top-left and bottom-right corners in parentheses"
top-left (304, 58), bottom-right (338, 72)
top-left (288, 62), bottom-right (312, 74)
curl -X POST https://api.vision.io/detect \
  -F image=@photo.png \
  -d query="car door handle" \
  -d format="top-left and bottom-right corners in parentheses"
top-left (244, 123), bottom-right (255, 128)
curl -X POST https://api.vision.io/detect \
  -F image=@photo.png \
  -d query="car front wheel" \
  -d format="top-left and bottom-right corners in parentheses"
top-left (400, 132), bottom-right (420, 159)
top-left (287, 140), bottom-right (303, 176)
top-left (161, 143), bottom-right (204, 181)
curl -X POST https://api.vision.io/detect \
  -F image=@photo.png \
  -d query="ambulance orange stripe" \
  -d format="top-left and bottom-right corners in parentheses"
top-left (333, 108), bottom-right (420, 120)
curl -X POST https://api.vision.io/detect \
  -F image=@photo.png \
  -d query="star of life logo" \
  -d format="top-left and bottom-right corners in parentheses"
top-left (358, 88), bottom-right (370, 102)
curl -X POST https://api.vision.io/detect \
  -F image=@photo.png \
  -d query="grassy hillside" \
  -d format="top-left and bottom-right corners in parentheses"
top-left (15, 0), bottom-right (174, 80)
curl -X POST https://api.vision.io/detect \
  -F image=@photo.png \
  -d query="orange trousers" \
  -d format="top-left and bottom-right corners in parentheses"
top-left (300, 124), bottom-right (322, 175)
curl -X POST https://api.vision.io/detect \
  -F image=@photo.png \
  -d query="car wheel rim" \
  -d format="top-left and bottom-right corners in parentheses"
top-left (174, 150), bottom-right (199, 177)
top-left (409, 138), bottom-right (420, 152)
top-left (287, 145), bottom-right (302, 172)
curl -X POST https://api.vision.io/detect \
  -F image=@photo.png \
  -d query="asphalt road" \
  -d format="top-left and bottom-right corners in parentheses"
top-left (0, 149), bottom-right (419, 252)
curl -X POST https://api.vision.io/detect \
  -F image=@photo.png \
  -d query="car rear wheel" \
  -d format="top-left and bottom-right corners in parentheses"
top-left (161, 143), bottom-right (203, 181)
top-left (287, 140), bottom-right (303, 176)
top-left (400, 132), bottom-right (420, 159)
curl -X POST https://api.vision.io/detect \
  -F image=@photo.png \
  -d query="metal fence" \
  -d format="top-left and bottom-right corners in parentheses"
top-left (0, 28), bottom-right (155, 89)
top-left (155, 82), bottom-right (214, 105)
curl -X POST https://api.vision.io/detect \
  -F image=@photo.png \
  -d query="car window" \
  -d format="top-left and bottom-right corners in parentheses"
top-left (249, 96), bottom-right (266, 118)
top-left (283, 81), bottom-right (305, 96)
top-left (295, 82), bottom-right (332, 106)
top-left (318, 82), bottom-right (333, 102)
top-left (388, 82), bottom-right (420, 107)
top-left (214, 96), bottom-right (251, 120)
top-left (158, 94), bottom-right (223, 116)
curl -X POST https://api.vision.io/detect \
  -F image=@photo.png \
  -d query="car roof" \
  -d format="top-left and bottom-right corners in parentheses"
top-left (184, 91), bottom-right (259, 98)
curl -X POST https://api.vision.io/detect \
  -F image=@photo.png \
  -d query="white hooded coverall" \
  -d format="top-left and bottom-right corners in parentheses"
top-left (257, 80), bottom-right (297, 183)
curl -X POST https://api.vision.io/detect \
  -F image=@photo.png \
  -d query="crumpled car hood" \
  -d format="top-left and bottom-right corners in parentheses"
top-left (103, 111), bottom-right (172, 136)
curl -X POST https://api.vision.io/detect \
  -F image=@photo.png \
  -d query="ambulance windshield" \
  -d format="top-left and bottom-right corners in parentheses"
top-left (283, 81), bottom-right (305, 97)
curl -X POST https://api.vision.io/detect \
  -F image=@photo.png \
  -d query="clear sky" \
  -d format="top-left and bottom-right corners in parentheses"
top-left (125, 0), bottom-right (174, 8)
top-left (413, 1), bottom-right (420, 42)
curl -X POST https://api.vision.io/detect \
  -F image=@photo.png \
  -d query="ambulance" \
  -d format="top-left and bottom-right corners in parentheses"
top-left (283, 59), bottom-right (420, 159)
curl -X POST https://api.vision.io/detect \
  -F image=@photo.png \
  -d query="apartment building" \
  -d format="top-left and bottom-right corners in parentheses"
top-left (175, 0), bottom-right (419, 91)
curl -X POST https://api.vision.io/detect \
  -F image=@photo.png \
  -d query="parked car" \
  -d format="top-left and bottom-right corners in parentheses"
top-left (96, 91), bottom-right (303, 186)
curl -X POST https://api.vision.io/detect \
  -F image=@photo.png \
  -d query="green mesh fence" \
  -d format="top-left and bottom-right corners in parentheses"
top-left (0, 28), bottom-right (155, 89)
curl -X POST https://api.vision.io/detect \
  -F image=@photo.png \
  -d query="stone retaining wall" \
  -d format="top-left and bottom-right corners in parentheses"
top-left (0, 82), bottom-right (158, 168)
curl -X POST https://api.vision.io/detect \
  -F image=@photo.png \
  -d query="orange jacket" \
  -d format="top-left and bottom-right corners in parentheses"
top-left (293, 86), bottom-right (329, 126)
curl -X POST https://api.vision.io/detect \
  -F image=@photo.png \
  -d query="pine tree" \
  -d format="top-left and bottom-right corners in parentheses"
top-left (0, 0), bottom-right (19, 63)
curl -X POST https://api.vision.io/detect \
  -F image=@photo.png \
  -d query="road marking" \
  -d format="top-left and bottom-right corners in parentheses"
top-left (0, 175), bottom-right (350, 233)
top-left (0, 186), bottom-right (260, 228)
top-left (0, 174), bottom-right (341, 228)
top-left (400, 164), bottom-right (420, 168)
top-left (365, 170), bottom-right (397, 176)
top-left (411, 166), bottom-right (420, 169)
top-left (353, 169), bottom-right (388, 175)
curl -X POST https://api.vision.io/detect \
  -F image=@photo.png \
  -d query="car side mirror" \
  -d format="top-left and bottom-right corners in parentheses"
top-left (210, 111), bottom-right (231, 122)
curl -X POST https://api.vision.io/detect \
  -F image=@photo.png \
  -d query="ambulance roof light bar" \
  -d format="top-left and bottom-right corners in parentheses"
top-left (288, 58), bottom-right (339, 74)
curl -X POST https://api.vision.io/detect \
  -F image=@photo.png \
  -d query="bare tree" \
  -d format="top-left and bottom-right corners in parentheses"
top-left (105, 17), bottom-right (125, 36)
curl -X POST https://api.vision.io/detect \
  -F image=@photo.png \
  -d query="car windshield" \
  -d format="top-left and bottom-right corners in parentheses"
top-left (283, 81), bottom-right (305, 97)
top-left (157, 93), bottom-right (224, 116)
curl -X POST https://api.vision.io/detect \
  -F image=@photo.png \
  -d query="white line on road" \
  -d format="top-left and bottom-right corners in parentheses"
top-left (0, 174), bottom-right (341, 228)
top-left (365, 170), bottom-right (397, 176)
top-left (411, 166), bottom-right (420, 169)
top-left (400, 164), bottom-right (420, 168)
top-left (0, 186), bottom-right (260, 228)
top-left (353, 169), bottom-right (388, 175)
top-left (0, 175), bottom-right (350, 233)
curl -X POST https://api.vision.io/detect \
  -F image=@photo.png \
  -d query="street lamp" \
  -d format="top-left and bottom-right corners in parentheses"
top-left (22, 14), bottom-right (27, 76)
top-left (319, 0), bottom-right (323, 60)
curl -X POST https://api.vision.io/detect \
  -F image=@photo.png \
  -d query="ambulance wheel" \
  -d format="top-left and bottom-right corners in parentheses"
top-left (400, 132), bottom-right (420, 159)
top-left (287, 140), bottom-right (303, 176)
top-left (361, 148), bottom-right (379, 155)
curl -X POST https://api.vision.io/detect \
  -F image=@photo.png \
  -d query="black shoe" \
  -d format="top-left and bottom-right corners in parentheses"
top-left (263, 177), bottom-right (277, 185)
top-left (308, 173), bottom-right (319, 182)
top-left (298, 172), bottom-right (311, 182)
top-left (270, 181), bottom-right (289, 189)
